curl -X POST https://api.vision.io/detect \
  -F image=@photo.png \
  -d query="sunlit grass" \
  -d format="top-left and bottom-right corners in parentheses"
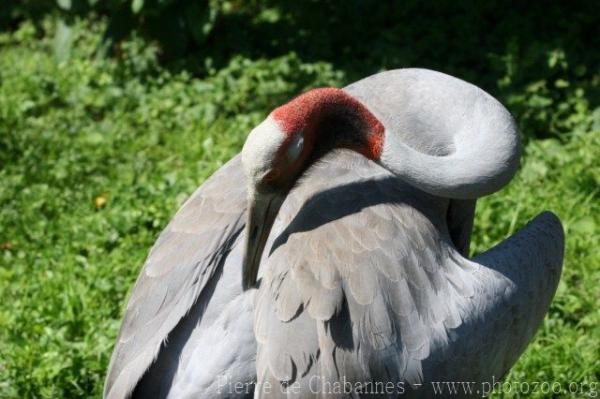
top-left (0, 19), bottom-right (598, 398)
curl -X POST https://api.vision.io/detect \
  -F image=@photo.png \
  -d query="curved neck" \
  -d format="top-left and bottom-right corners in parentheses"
top-left (271, 88), bottom-right (385, 160)
top-left (377, 104), bottom-right (520, 200)
top-left (266, 73), bottom-right (520, 203)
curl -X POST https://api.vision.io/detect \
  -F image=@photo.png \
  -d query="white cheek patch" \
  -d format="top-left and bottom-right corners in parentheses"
top-left (286, 133), bottom-right (304, 161)
top-left (241, 116), bottom-right (287, 181)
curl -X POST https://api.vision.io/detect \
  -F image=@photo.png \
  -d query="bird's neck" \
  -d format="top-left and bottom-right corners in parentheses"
top-left (271, 88), bottom-right (385, 160)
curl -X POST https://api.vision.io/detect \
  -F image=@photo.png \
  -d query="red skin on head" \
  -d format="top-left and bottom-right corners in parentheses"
top-left (271, 88), bottom-right (385, 160)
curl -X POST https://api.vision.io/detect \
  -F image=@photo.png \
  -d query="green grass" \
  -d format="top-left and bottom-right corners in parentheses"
top-left (0, 19), bottom-right (598, 398)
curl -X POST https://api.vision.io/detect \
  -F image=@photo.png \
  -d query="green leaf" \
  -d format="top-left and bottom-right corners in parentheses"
top-left (132, 0), bottom-right (144, 14)
top-left (56, 0), bottom-right (72, 10)
top-left (570, 218), bottom-right (596, 235)
top-left (53, 21), bottom-right (73, 63)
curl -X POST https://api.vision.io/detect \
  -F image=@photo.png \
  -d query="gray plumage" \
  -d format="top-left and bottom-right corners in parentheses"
top-left (104, 69), bottom-right (564, 398)
top-left (253, 151), bottom-right (563, 397)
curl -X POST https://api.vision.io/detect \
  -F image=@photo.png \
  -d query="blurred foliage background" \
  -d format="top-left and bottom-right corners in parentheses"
top-left (0, 1), bottom-right (598, 398)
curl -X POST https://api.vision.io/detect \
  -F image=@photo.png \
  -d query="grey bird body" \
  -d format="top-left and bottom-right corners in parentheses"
top-left (104, 69), bottom-right (564, 398)
top-left (254, 151), bottom-right (563, 397)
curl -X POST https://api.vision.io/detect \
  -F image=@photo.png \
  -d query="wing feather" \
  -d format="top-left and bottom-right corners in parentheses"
top-left (104, 156), bottom-right (247, 399)
top-left (254, 150), bottom-right (563, 397)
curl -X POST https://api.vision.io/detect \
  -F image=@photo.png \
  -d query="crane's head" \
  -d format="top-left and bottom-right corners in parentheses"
top-left (240, 88), bottom-right (385, 289)
top-left (240, 111), bottom-right (313, 290)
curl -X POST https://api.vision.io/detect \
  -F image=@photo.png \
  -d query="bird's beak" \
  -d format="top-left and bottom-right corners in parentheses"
top-left (242, 192), bottom-right (285, 290)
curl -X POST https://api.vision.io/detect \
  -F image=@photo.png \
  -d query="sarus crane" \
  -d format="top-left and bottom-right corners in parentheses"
top-left (104, 69), bottom-right (564, 398)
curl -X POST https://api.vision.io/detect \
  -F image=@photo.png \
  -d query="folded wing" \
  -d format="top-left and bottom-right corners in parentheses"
top-left (254, 150), bottom-right (564, 397)
top-left (104, 156), bottom-right (248, 399)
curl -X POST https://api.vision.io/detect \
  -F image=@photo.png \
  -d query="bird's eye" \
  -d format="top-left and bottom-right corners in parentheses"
top-left (286, 133), bottom-right (304, 161)
top-left (263, 168), bottom-right (281, 183)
